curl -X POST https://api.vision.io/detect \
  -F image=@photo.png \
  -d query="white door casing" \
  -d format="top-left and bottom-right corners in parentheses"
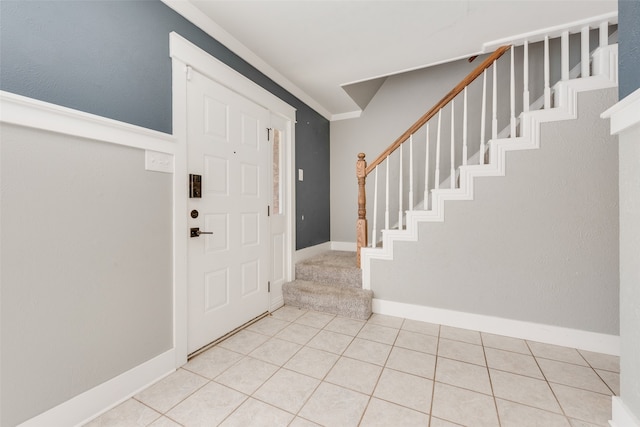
top-left (187, 69), bottom-right (270, 354)
top-left (170, 32), bottom-right (296, 363)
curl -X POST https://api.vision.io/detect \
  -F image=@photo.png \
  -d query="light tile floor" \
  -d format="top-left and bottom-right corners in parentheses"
top-left (86, 307), bottom-right (619, 427)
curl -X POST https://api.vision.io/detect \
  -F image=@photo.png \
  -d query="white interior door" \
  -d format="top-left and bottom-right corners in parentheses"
top-left (187, 69), bottom-right (270, 354)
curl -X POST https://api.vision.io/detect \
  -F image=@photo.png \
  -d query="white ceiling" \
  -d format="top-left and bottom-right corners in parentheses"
top-left (166, 0), bottom-right (616, 120)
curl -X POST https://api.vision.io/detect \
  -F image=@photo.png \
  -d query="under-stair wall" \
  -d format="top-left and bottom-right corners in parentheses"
top-left (370, 87), bottom-right (619, 341)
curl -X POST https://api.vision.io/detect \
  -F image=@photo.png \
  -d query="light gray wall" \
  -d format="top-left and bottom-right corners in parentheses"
top-left (618, 123), bottom-right (640, 419)
top-left (370, 88), bottom-right (619, 335)
top-left (0, 124), bottom-right (173, 427)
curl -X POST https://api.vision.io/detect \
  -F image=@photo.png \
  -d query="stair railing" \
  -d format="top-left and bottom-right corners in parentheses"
top-left (355, 16), bottom-right (616, 268)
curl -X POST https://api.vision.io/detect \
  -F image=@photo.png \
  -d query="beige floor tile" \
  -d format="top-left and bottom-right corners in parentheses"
top-left (431, 382), bottom-right (499, 426)
top-left (270, 306), bottom-right (306, 322)
top-left (579, 350), bottom-right (620, 373)
top-left (84, 399), bottom-right (161, 426)
top-left (490, 369), bottom-right (562, 413)
top-left (295, 310), bottom-right (335, 328)
top-left (481, 333), bottom-right (530, 355)
top-left (527, 341), bottom-right (588, 366)
top-left (298, 382), bottom-right (369, 427)
top-left (395, 329), bottom-right (438, 354)
top-left (537, 358), bottom-right (611, 394)
top-left (246, 316), bottom-right (290, 336)
top-left (360, 397), bottom-right (429, 426)
top-left (166, 381), bottom-right (247, 427)
top-left (217, 330), bottom-right (270, 354)
top-left (429, 417), bottom-right (464, 426)
top-left (183, 346), bottom-right (243, 379)
top-left (214, 356), bottom-right (278, 394)
top-left (357, 323), bottom-right (400, 345)
top-left (386, 347), bottom-right (436, 379)
top-left (435, 357), bottom-right (492, 395)
top-left (401, 319), bottom-right (440, 337)
top-left (496, 398), bottom-right (571, 427)
top-left (367, 313), bottom-right (404, 328)
top-left (275, 322), bottom-right (320, 345)
top-left (148, 416), bottom-right (181, 427)
top-left (325, 357), bottom-right (382, 394)
top-left (284, 346), bottom-right (339, 379)
top-left (324, 316), bottom-right (366, 336)
top-left (438, 338), bottom-right (486, 366)
top-left (219, 397), bottom-right (294, 427)
top-left (289, 417), bottom-right (321, 426)
top-left (134, 369), bottom-right (208, 413)
top-left (568, 418), bottom-right (607, 427)
top-left (373, 368), bottom-right (433, 413)
top-left (253, 369), bottom-right (320, 413)
top-left (485, 347), bottom-right (544, 379)
top-left (596, 369), bottom-right (620, 395)
top-left (248, 337), bottom-right (302, 366)
top-left (343, 337), bottom-right (392, 366)
top-left (306, 330), bottom-right (353, 354)
top-left (440, 325), bottom-right (482, 345)
top-left (550, 383), bottom-right (612, 425)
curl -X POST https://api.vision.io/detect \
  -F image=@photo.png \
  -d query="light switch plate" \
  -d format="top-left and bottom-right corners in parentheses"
top-left (298, 168), bottom-right (304, 181)
top-left (145, 150), bottom-right (174, 173)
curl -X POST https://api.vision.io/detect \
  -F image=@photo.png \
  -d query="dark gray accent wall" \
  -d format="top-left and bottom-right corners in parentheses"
top-left (619, 0), bottom-right (640, 98)
top-left (0, 0), bottom-right (330, 249)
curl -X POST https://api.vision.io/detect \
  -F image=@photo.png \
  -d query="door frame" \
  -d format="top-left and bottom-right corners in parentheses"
top-left (170, 32), bottom-right (296, 366)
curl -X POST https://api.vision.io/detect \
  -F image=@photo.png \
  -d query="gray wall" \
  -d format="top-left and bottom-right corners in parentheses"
top-left (370, 88), bottom-right (619, 335)
top-left (0, 124), bottom-right (173, 427)
top-left (619, 0), bottom-right (640, 98)
top-left (617, 0), bottom-right (640, 420)
top-left (0, 0), bottom-right (330, 250)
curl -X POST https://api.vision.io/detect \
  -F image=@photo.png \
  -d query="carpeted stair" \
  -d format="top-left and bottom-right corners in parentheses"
top-left (283, 251), bottom-right (373, 320)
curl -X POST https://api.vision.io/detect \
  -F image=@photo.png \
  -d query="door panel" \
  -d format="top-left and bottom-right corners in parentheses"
top-left (187, 70), bottom-right (270, 354)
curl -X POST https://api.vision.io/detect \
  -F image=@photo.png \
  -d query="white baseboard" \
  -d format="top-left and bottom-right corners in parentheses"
top-left (610, 397), bottom-right (640, 427)
top-left (18, 349), bottom-right (176, 427)
top-left (293, 242), bottom-right (332, 264)
top-left (330, 241), bottom-right (356, 252)
top-left (373, 299), bottom-right (620, 355)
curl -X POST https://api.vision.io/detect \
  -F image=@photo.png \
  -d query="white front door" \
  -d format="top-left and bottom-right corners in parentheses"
top-left (187, 69), bottom-right (270, 354)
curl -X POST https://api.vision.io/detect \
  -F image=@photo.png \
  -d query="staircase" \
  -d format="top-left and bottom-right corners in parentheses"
top-left (282, 251), bottom-right (373, 320)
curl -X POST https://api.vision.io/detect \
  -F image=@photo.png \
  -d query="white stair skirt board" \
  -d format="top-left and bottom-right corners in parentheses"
top-left (361, 45), bottom-right (619, 289)
top-left (18, 350), bottom-right (175, 427)
top-left (373, 299), bottom-right (620, 356)
top-left (610, 397), bottom-right (640, 427)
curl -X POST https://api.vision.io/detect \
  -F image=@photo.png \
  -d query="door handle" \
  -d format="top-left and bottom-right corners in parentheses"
top-left (190, 227), bottom-right (213, 238)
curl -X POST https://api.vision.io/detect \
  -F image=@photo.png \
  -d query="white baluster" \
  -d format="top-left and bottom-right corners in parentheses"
top-left (435, 110), bottom-right (442, 190)
top-left (385, 157), bottom-right (389, 231)
top-left (450, 99), bottom-right (456, 189)
top-left (398, 144), bottom-right (403, 230)
top-left (492, 61), bottom-right (498, 140)
top-left (424, 123), bottom-right (430, 207)
top-left (409, 134), bottom-right (414, 211)
top-left (561, 31), bottom-right (569, 81)
top-left (582, 26), bottom-right (590, 78)
top-left (510, 45), bottom-right (516, 138)
top-left (599, 21), bottom-right (608, 48)
top-left (371, 166), bottom-right (378, 247)
top-left (523, 40), bottom-right (530, 113)
top-left (480, 70), bottom-right (487, 165)
top-left (463, 87), bottom-right (468, 166)
top-left (544, 35), bottom-right (551, 109)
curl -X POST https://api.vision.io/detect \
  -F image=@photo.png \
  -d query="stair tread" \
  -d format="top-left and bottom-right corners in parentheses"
top-left (296, 251), bottom-right (361, 288)
top-left (283, 279), bottom-right (372, 320)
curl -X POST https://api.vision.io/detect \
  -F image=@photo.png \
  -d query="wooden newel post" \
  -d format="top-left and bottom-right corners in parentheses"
top-left (356, 153), bottom-right (368, 268)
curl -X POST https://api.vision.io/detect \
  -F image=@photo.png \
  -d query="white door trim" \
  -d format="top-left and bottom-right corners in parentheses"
top-left (170, 32), bottom-right (296, 366)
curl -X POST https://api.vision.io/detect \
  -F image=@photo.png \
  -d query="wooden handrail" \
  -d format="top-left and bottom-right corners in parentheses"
top-left (364, 45), bottom-right (511, 176)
